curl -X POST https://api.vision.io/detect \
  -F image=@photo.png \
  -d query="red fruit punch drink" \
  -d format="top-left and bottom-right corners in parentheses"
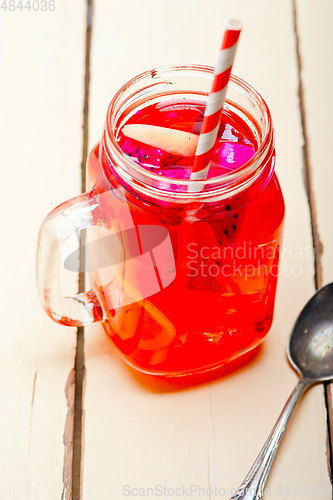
top-left (86, 65), bottom-right (285, 376)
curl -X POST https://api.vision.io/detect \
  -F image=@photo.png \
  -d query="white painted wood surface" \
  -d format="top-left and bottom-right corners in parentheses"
top-left (83, 1), bottom-right (332, 498)
top-left (1, 0), bottom-right (332, 498)
top-left (295, 0), bottom-right (333, 463)
top-left (295, 0), bottom-right (333, 287)
top-left (0, 2), bottom-right (85, 499)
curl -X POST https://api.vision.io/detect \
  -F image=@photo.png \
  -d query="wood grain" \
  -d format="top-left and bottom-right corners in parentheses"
top-left (0, 2), bottom-right (85, 498)
top-left (82, 0), bottom-right (332, 498)
top-left (63, 370), bottom-right (75, 500)
top-left (295, 0), bottom-right (333, 480)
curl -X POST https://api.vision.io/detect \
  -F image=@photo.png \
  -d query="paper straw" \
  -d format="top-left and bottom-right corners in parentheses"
top-left (189, 19), bottom-right (242, 192)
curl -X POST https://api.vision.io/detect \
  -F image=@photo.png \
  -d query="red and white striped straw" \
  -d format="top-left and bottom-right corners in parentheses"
top-left (189, 19), bottom-right (242, 192)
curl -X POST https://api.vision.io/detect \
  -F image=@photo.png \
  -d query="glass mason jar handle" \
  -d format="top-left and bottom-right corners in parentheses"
top-left (36, 192), bottom-right (104, 327)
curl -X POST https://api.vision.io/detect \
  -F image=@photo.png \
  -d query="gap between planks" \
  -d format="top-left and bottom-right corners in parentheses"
top-left (292, 0), bottom-right (333, 484)
top-left (71, 0), bottom-right (93, 498)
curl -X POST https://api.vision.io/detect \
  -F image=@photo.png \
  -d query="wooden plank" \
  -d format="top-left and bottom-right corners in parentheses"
top-left (294, 0), bottom-right (333, 294)
top-left (295, 0), bottom-right (333, 473)
top-left (83, 0), bottom-right (331, 497)
top-left (0, 2), bottom-right (85, 498)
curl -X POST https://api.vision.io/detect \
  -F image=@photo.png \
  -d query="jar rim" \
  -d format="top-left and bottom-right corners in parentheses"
top-left (103, 64), bottom-right (275, 202)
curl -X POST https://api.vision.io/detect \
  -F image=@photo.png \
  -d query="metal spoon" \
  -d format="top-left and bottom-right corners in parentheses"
top-left (231, 283), bottom-right (333, 500)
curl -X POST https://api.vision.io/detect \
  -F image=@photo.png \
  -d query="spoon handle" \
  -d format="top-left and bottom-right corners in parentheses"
top-left (230, 378), bottom-right (311, 500)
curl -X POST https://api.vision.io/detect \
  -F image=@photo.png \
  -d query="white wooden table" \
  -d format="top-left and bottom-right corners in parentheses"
top-left (1, 1), bottom-right (333, 498)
